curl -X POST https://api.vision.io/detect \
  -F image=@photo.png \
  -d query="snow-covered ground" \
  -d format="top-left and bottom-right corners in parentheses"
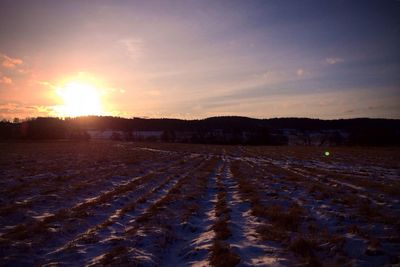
top-left (0, 141), bottom-right (399, 266)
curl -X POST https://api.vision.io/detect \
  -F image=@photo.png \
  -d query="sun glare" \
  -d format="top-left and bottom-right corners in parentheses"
top-left (55, 81), bottom-right (103, 117)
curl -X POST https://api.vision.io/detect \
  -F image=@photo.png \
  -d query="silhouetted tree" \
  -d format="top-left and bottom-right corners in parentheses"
top-left (0, 116), bottom-right (398, 145)
top-left (161, 130), bottom-right (176, 142)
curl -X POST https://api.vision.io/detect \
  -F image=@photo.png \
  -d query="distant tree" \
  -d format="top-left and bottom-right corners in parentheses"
top-left (349, 127), bottom-right (399, 146)
top-left (124, 130), bottom-right (133, 141)
top-left (0, 121), bottom-right (17, 139)
top-left (24, 117), bottom-right (67, 139)
top-left (111, 131), bottom-right (123, 141)
top-left (68, 129), bottom-right (90, 141)
top-left (0, 115), bottom-right (398, 145)
top-left (161, 130), bottom-right (176, 142)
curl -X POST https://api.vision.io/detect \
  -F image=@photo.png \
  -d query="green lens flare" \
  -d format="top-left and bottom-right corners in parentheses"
top-left (324, 151), bottom-right (330, 156)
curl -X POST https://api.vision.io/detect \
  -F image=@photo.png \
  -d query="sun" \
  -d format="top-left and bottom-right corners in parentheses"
top-left (55, 81), bottom-right (103, 117)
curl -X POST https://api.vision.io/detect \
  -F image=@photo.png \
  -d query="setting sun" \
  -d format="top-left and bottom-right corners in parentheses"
top-left (55, 81), bottom-right (103, 117)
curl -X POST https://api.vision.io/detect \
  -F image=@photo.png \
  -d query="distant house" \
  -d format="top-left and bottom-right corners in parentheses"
top-left (175, 131), bottom-right (197, 143)
top-left (282, 129), bottom-right (348, 146)
top-left (132, 131), bottom-right (163, 141)
top-left (87, 129), bottom-right (124, 140)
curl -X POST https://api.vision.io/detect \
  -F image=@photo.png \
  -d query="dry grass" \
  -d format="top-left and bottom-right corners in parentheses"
top-left (208, 163), bottom-right (240, 266)
top-left (231, 160), bottom-right (306, 244)
top-left (209, 240), bottom-right (241, 267)
top-left (270, 204), bottom-right (303, 230)
top-left (212, 173), bottom-right (232, 240)
top-left (212, 219), bottom-right (231, 240)
top-left (358, 202), bottom-right (382, 219)
top-left (289, 236), bottom-right (317, 259)
top-left (129, 157), bottom-right (218, 234)
top-left (230, 157), bottom-right (351, 266)
top-left (97, 246), bottom-right (131, 266)
top-left (1, 142), bottom-right (398, 266)
top-left (257, 223), bottom-right (288, 242)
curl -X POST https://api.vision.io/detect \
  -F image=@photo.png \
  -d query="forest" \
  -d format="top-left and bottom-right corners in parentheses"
top-left (0, 116), bottom-right (399, 146)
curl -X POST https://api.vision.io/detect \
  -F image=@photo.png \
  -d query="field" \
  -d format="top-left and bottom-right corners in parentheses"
top-left (0, 141), bottom-right (399, 266)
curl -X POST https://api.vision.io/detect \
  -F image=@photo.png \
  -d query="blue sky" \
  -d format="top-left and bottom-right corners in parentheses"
top-left (0, 0), bottom-right (399, 119)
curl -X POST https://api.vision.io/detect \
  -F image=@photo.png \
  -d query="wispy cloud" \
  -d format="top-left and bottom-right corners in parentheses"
top-left (296, 68), bottom-right (305, 76)
top-left (35, 105), bottom-right (55, 114)
top-left (118, 38), bottom-right (144, 59)
top-left (0, 102), bottom-right (34, 118)
top-left (0, 1), bottom-right (398, 119)
top-left (1, 54), bottom-right (23, 69)
top-left (296, 68), bottom-right (310, 77)
top-left (0, 52), bottom-right (32, 87)
top-left (0, 101), bottom-right (56, 119)
top-left (325, 57), bottom-right (344, 65)
top-left (0, 75), bottom-right (12, 84)
top-left (37, 80), bottom-right (56, 89)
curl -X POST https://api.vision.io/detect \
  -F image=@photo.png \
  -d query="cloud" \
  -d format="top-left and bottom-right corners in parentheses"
top-left (1, 54), bottom-right (23, 69)
top-left (118, 38), bottom-right (144, 59)
top-left (325, 57), bottom-right (344, 65)
top-left (296, 68), bottom-right (305, 76)
top-left (35, 105), bottom-right (55, 114)
top-left (37, 80), bottom-right (56, 89)
top-left (0, 102), bottom-right (34, 118)
top-left (0, 102), bottom-right (55, 119)
top-left (0, 75), bottom-right (13, 84)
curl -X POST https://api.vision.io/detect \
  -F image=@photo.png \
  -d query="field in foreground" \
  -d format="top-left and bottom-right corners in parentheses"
top-left (0, 141), bottom-right (399, 266)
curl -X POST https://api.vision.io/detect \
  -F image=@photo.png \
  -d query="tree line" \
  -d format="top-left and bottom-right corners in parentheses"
top-left (0, 116), bottom-right (399, 146)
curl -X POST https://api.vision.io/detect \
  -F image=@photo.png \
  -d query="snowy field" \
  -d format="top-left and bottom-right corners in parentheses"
top-left (0, 141), bottom-right (399, 266)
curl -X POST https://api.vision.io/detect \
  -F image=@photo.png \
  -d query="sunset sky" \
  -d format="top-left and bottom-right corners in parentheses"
top-left (0, 0), bottom-right (399, 120)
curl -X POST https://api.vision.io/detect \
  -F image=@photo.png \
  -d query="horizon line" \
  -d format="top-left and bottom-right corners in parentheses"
top-left (3, 115), bottom-right (400, 122)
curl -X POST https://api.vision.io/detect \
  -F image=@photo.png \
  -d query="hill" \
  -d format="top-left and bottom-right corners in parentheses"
top-left (1, 116), bottom-right (399, 146)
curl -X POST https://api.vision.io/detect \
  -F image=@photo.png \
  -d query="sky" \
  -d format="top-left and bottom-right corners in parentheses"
top-left (0, 0), bottom-right (399, 120)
